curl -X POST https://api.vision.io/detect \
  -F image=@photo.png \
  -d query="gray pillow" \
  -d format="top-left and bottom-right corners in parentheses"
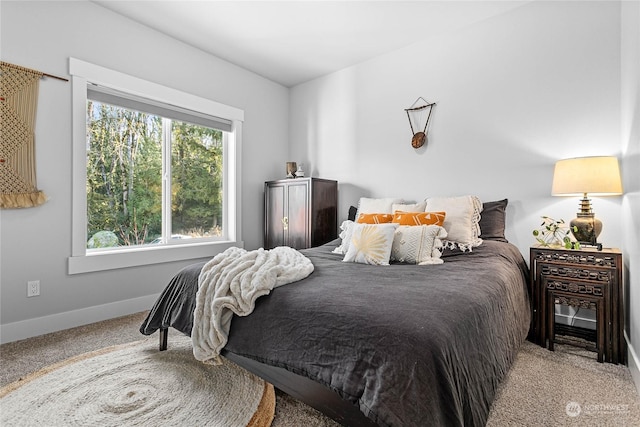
top-left (348, 205), bottom-right (358, 221)
top-left (479, 199), bottom-right (508, 242)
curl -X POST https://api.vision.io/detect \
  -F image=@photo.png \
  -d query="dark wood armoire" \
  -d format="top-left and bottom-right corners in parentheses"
top-left (264, 177), bottom-right (338, 250)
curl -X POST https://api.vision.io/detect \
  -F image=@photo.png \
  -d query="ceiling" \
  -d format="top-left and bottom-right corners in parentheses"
top-left (92, 1), bottom-right (530, 87)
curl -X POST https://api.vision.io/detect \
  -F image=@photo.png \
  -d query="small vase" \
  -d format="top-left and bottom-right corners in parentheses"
top-left (286, 162), bottom-right (297, 179)
top-left (548, 240), bottom-right (564, 249)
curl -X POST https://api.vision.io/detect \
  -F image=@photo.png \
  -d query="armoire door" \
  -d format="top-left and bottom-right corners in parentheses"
top-left (264, 183), bottom-right (286, 249)
top-left (284, 180), bottom-right (309, 249)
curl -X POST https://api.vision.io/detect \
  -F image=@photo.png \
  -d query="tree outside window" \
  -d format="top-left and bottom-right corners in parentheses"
top-left (86, 100), bottom-right (223, 249)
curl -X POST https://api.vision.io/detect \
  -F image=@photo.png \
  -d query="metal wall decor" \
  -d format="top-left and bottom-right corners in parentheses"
top-left (405, 97), bottom-right (435, 149)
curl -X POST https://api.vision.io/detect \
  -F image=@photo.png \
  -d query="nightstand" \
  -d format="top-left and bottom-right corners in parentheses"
top-left (529, 245), bottom-right (624, 364)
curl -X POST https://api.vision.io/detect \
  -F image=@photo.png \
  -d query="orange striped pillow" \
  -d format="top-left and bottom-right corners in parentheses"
top-left (392, 211), bottom-right (446, 226)
top-left (356, 213), bottom-right (394, 224)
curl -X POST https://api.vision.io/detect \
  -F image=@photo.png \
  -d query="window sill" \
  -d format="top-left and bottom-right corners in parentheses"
top-left (68, 240), bottom-right (243, 274)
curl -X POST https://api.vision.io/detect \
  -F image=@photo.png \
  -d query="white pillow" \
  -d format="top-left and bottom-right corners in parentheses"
top-left (356, 197), bottom-right (403, 218)
top-left (332, 220), bottom-right (355, 255)
top-left (343, 223), bottom-right (398, 265)
top-left (391, 225), bottom-right (447, 265)
top-left (425, 195), bottom-right (483, 251)
top-left (392, 201), bottom-right (426, 213)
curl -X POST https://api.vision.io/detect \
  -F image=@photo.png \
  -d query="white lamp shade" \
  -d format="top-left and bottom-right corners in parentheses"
top-left (552, 156), bottom-right (623, 196)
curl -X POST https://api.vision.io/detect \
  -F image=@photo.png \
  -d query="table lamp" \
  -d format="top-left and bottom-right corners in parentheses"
top-left (551, 156), bottom-right (623, 247)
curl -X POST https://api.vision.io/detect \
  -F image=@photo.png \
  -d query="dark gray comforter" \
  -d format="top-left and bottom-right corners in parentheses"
top-left (140, 239), bottom-right (530, 427)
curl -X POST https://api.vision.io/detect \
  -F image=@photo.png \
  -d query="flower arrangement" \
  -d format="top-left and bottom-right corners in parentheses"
top-left (532, 216), bottom-right (581, 249)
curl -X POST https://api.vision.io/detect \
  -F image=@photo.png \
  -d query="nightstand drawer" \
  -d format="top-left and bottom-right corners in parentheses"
top-left (540, 265), bottom-right (613, 282)
top-left (532, 249), bottom-right (619, 268)
top-left (545, 279), bottom-right (606, 297)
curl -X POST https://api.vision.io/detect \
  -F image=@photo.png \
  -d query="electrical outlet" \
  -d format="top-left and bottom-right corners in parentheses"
top-left (27, 280), bottom-right (40, 297)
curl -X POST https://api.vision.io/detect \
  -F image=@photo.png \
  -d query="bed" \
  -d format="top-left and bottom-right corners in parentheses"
top-left (140, 197), bottom-right (531, 427)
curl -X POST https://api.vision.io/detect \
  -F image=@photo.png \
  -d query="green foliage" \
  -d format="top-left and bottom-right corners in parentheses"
top-left (171, 122), bottom-right (223, 236)
top-left (532, 216), bottom-right (580, 249)
top-left (86, 101), bottom-right (223, 247)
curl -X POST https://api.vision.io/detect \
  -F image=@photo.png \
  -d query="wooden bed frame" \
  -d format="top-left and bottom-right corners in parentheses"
top-left (159, 327), bottom-right (378, 427)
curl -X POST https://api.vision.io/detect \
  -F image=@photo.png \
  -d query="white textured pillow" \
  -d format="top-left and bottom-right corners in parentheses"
top-left (343, 223), bottom-right (398, 265)
top-left (391, 225), bottom-right (447, 265)
top-left (392, 201), bottom-right (426, 213)
top-left (356, 197), bottom-right (403, 218)
top-left (425, 195), bottom-right (483, 251)
top-left (332, 220), bottom-right (355, 255)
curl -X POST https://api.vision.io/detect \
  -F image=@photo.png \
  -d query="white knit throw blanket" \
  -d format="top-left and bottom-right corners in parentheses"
top-left (192, 246), bottom-right (314, 364)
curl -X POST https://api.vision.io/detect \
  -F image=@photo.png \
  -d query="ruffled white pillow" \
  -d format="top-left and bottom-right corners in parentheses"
top-left (343, 223), bottom-right (398, 265)
top-left (391, 225), bottom-right (447, 265)
top-left (333, 220), bottom-right (355, 255)
top-left (425, 195), bottom-right (483, 251)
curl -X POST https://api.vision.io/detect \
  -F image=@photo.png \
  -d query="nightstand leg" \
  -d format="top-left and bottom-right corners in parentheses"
top-left (548, 293), bottom-right (555, 352)
top-left (540, 283), bottom-right (547, 347)
top-left (597, 302), bottom-right (604, 363)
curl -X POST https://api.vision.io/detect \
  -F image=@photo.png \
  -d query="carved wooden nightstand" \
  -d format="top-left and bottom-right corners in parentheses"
top-left (529, 245), bottom-right (624, 364)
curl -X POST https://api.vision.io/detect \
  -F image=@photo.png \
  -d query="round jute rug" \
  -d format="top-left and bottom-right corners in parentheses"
top-left (0, 335), bottom-right (275, 427)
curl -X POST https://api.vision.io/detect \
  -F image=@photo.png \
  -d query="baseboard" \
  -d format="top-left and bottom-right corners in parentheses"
top-left (554, 311), bottom-right (596, 330)
top-left (627, 332), bottom-right (640, 394)
top-left (0, 294), bottom-right (159, 345)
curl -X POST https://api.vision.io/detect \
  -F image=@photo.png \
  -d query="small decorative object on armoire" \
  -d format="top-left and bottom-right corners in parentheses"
top-left (404, 97), bottom-right (435, 149)
top-left (295, 163), bottom-right (305, 178)
top-left (551, 156), bottom-right (623, 249)
top-left (285, 162), bottom-right (297, 179)
top-left (264, 177), bottom-right (337, 250)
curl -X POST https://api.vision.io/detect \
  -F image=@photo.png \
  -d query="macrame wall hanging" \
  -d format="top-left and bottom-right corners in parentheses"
top-left (0, 61), bottom-right (67, 208)
top-left (405, 97), bottom-right (436, 149)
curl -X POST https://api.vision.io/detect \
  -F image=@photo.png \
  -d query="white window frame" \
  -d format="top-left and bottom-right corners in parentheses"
top-left (68, 58), bottom-right (244, 274)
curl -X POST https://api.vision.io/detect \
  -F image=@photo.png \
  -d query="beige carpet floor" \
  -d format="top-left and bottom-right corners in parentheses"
top-left (1, 312), bottom-right (639, 426)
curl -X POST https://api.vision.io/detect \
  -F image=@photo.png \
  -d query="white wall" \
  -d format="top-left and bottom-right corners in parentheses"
top-left (290, 0), bottom-right (637, 377)
top-left (621, 0), bottom-right (640, 391)
top-left (290, 1), bottom-right (623, 255)
top-left (0, 1), bottom-right (288, 341)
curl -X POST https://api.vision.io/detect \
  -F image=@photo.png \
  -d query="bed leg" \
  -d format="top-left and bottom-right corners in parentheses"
top-left (159, 328), bottom-right (168, 351)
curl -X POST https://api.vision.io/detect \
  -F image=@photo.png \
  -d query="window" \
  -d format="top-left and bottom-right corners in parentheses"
top-left (86, 87), bottom-right (227, 248)
top-left (69, 59), bottom-right (244, 274)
